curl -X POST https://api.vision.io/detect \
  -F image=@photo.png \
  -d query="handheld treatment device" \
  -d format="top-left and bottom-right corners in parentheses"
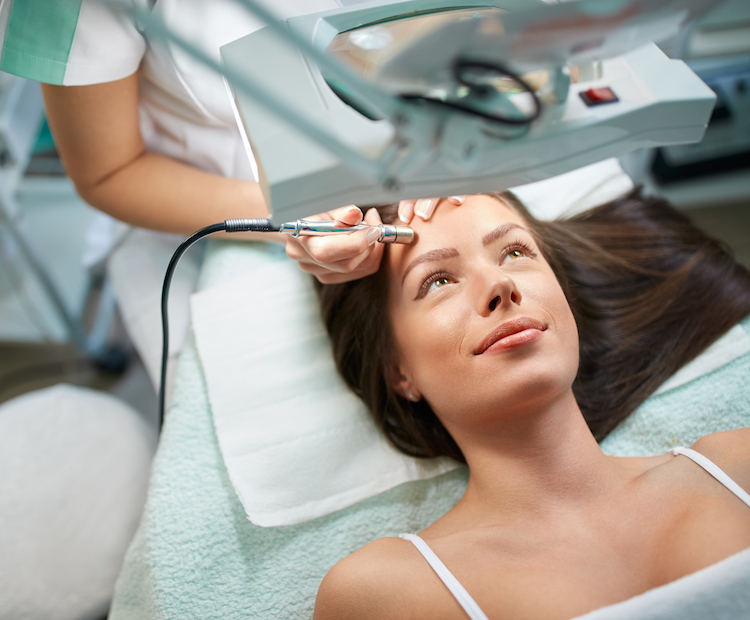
top-left (277, 219), bottom-right (414, 244)
top-left (219, 217), bottom-right (414, 243)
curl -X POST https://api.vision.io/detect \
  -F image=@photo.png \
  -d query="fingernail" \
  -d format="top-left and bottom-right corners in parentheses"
top-left (366, 227), bottom-right (380, 244)
top-left (415, 199), bottom-right (433, 220)
top-left (450, 195), bottom-right (465, 204)
top-left (399, 201), bottom-right (414, 223)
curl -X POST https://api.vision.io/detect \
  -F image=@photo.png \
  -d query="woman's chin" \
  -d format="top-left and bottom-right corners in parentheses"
top-left (431, 372), bottom-right (577, 431)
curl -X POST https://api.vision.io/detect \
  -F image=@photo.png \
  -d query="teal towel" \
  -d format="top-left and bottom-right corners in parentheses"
top-left (109, 332), bottom-right (468, 619)
top-left (110, 314), bottom-right (750, 619)
top-left (601, 316), bottom-right (750, 457)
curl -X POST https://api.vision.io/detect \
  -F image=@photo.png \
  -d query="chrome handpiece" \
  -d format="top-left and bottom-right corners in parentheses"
top-left (278, 219), bottom-right (414, 244)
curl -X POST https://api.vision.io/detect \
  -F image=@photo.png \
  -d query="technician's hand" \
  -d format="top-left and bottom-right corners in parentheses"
top-left (285, 205), bottom-right (385, 284)
top-left (397, 195), bottom-right (465, 223)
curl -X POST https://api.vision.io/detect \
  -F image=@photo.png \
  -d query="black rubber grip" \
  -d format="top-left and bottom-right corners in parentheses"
top-left (224, 218), bottom-right (277, 233)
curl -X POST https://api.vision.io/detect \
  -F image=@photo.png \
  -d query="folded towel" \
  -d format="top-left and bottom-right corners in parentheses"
top-left (577, 548), bottom-right (750, 620)
top-left (191, 250), bottom-right (458, 527)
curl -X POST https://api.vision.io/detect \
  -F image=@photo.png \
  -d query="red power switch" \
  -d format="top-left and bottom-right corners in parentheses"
top-left (579, 87), bottom-right (619, 106)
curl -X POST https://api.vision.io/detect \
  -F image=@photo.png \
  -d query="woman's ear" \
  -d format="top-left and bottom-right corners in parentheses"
top-left (388, 362), bottom-right (421, 402)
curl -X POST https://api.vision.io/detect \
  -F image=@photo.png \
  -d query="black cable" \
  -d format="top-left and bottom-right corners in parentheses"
top-left (399, 59), bottom-right (542, 126)
top-left (158, 218), bottom-right (277, 431)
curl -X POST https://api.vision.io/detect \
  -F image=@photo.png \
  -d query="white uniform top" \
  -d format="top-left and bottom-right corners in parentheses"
top-left (0, 0), bottom-right (343, 388)
top-left (0, 0), bottom-right (342, 179)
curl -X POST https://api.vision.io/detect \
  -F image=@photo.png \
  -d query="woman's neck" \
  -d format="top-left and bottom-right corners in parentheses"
top-left (446, 390), bottom-right (630, 527)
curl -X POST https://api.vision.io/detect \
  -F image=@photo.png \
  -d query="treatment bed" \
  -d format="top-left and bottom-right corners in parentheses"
top-left (108, 161), bottom-right (750, 619)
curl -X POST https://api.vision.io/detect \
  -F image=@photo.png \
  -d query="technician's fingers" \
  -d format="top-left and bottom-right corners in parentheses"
top-left (414, 198), bottom-right (437, 220)
top-left (285, 204), bottom-right (364, 264)
top-left (285, 206), bottom-right (385, 283)
top-left (292, 233), bottom-right (384, 283)
top-left (397, 195), bottom-right (466, 223)
top-left (398, 200), bottom-right (416, 224)
top-left (312, 208), bottom-right (384, 277)
top-left (301, 204), bottom-right (363, 225)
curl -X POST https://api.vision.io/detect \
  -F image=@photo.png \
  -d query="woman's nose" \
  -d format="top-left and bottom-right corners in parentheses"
top-left (475, 272), bottom-right (522, 316)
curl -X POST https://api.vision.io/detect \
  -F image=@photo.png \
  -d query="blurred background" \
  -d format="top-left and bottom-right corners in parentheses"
top-left (0, 107), bottom-right (157, 420)
top-left (0, 1), bottom-right (748, 619)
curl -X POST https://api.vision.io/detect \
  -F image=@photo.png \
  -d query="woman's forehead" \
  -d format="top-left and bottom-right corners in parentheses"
top-left (388, 195), bottom-right (526, 268)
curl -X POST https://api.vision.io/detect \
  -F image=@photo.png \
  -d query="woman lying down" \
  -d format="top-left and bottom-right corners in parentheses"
top-left (312, 190), bottom-right (750, 620)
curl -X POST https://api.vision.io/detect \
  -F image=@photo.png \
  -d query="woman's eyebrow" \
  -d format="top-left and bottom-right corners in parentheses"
top-left (401, 248), bottom-right (459, 285)
top-left (482, 223), bottom-right (527, 247)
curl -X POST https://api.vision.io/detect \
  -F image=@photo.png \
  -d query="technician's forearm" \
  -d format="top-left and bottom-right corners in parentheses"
top-left (41, 76), bottom-right (282, 242)
top-left (77, 149), bottom-right (281, 240)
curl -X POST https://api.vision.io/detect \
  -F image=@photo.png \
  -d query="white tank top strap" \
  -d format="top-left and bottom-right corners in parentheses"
top-left (399, 533), bottom-right (490, 620)
top-left (671, 447), bottom-right (750, 508)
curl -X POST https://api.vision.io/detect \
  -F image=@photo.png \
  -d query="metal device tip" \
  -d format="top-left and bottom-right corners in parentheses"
top-left (379, 224), bottom-right (415, 244)
top-left (392, 225), bottom-right (415, 244)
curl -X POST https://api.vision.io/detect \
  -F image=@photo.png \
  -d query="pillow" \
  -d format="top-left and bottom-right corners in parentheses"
top-left (192, 252), bottom-right (459, 527)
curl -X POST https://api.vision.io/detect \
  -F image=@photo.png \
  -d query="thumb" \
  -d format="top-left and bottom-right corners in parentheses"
top-left (298, 204), bottom-right (362, 224)
top-left (363, 207), bottom-right (383, 225)
top-left (331, 204), bottom-right (363, 225)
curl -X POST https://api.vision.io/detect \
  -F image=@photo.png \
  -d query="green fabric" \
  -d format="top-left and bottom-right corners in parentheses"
top-left (1, 0), bottom-right (83, 84)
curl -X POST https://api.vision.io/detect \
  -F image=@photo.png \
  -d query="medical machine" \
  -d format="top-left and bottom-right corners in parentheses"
top-left (140, 0), bottom-right (726, 423)
top-left (215, 0), bottom-right (722, 223)
top-left (649, 0), bottom-right (750, 191)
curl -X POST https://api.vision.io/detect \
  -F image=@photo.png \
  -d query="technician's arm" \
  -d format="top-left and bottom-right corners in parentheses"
top-left (42, 73), bottom-right (270, 237)
top-left (42, 72), bottom-right (460, 282)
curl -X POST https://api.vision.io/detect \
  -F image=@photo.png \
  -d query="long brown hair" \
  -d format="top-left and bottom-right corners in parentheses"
top-left (316, 189), bottom-right (750, 462)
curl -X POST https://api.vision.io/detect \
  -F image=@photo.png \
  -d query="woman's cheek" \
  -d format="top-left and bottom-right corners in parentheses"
top-left (528, 277), bottom-right (580, 371)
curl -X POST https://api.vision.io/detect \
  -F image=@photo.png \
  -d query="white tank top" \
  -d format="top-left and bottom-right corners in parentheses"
top-left (400, 447), bottom-right (750, 620)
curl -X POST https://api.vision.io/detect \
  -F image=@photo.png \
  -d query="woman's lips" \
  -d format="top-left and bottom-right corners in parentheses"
top-left (474, 317), bottom-right (547, 355)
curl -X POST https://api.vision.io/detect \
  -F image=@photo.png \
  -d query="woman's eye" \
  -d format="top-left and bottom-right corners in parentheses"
top-left (431, 277), bottom-right (452, 290)
top-left (418, 273), bottom-right (454, 298)
top-left (502, 246), bottom-right (531, 263)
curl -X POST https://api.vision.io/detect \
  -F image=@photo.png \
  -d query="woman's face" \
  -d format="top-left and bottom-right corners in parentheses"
top-left (386, 195), bottom-right (579, 434)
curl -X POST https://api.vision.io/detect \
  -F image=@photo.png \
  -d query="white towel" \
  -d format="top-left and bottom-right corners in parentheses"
top-left (191, 255), bottom-right (457, 527)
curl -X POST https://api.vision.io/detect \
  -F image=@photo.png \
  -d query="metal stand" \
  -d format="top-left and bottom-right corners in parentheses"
top-left (0, 76), bottom-right (128, 370)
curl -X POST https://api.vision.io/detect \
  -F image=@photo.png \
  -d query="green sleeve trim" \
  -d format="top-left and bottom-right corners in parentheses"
top-left (1, 0), bottom-right (84, 84)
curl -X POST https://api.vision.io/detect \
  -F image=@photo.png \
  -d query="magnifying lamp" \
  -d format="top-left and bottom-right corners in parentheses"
top-left (149, 0), bottom-right (722, 223)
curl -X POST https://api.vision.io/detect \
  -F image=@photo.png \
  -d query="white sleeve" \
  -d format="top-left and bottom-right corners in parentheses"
top-left (63, 0), bottom-right (147, 85)
top-left (0, 0), bottom-right (146, 85)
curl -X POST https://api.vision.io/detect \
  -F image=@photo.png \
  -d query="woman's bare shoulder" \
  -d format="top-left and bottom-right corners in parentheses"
top-left (313, 536), bottom-right (428, 619)
top-left (691, 427), bottom-right (750, 490)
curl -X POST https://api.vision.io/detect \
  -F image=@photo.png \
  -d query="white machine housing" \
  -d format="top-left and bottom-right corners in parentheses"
top-left (220, 0), bottom-right (718, 223)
